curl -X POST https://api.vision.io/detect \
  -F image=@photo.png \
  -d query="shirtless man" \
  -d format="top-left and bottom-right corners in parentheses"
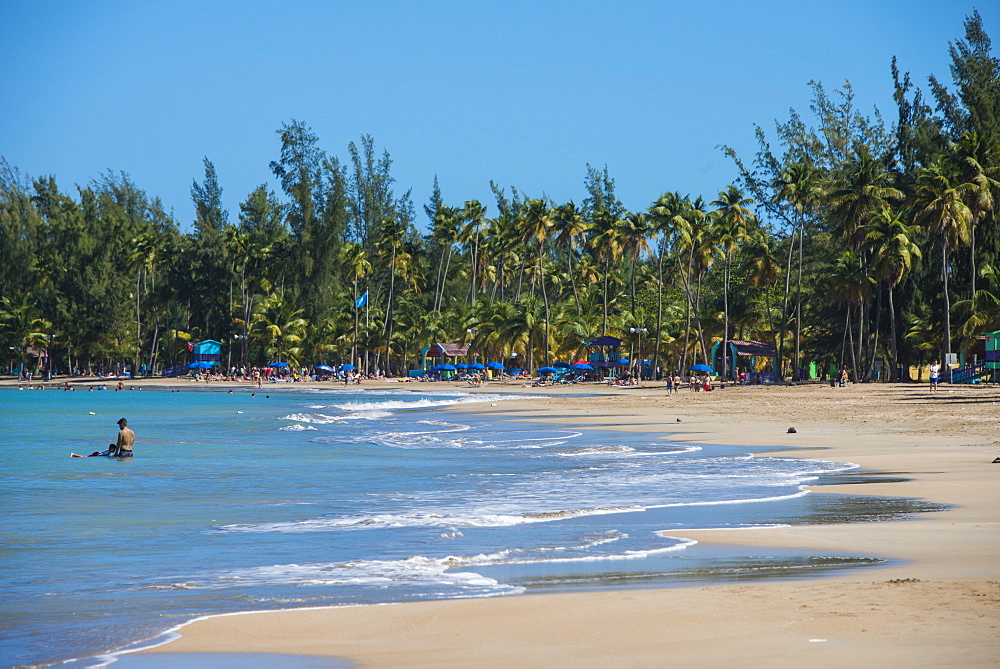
top-left (71, 417), bottom-right (135, 458)
top-left (115, 418), bottom-right (135, 457)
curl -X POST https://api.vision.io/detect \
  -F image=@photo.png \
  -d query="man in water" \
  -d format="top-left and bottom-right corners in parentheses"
top-left (71, 418), bottom-right (135, 458)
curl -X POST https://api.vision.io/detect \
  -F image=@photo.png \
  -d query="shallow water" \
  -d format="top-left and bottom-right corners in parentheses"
top-left (0, 385), bottom-right (945, 667)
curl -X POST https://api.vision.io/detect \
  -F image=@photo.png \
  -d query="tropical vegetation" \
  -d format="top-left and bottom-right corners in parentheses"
top-left (2, 12), bottom-right (998, 382)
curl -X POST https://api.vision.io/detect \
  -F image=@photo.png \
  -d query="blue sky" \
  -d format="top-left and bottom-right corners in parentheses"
top-left (1, 1), bottom-right (994, 231)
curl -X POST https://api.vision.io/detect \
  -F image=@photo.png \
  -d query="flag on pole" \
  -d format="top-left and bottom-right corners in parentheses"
top-left (355, 291), bottom-right (368, 308)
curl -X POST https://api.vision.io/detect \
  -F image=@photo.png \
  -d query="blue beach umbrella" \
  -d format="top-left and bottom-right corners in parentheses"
top-left (552, 362), bottom-right (571, 369)
top-left (437, 364), bottom-right (457, 371)
top-left (340, 363), bottom-right (357, 371)
top-left (268, 362), bottom-right (289, 367)
top-left (690, 364), bottom-right (714, 372)
top-left (455, 363), bottom-right (469, 370)
top-left (572, 362), bottom-right (595, 370)
top-left (187, 362), bottom-right (213, 369)
top-left (537, 366), bottom-right (559, 374)
top-left (469, 363), bottom-right (486, 370)
top-left (315, 364), bottom-right (334, 372)
top-left (486, 362), bottom-right (505, 370)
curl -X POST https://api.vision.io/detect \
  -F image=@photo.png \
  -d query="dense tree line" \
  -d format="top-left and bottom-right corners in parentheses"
top-left (2, 12), bottom-right (998, 381)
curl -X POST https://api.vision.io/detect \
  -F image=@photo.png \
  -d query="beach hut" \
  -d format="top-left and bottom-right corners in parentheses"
top-left (582, 335), bottom-right (624, 380)
top-left (420, 343), bottom-right (470, 372)
top-left (709, 340), bottom-right (778, 383)
top-left (192, 340), bottom-right (222, 368)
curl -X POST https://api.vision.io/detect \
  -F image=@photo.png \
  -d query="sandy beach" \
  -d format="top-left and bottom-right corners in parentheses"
top-left (18, 377), bottom-right (999, 666)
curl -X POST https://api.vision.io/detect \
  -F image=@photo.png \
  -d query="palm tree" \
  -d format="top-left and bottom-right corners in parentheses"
top-left (954, 265), bottom-right (1000, 341)
top-left (458, 199), bottom-right (488, 304)
top-left (710, 186), bottom-right (754, 381)
top-left (551, 201), bottom-right (589, 316)
top-left (0, 293), bottom-right (51, 374)
top-left (912, 164), bottom-right (973, 364)
top-left (339, 242), bottom-right (371, 368)
top-left (952, 132), bottom-right (999, 301)
top-left (649, 191), bottom-right (689, 378)
top-left (617, 212), bottom-right (652, 318)
top-left (520, 199), bottom-right (554, 364)
top-left (773, 161), bottom-right (824, 379)
top-left (430, 205), bottom-right (460, 312)
top-left (829, 251), bottom-right (875, 381)
top-left (861, 206), bottom-right (921, 380)
top-left (251, 293), bottom-right (309, 366)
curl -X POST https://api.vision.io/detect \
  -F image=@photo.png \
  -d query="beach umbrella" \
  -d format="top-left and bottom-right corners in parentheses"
top-left (340, 363), bottom-right (357, 371)
top-left (187, 362), bottom-right (213, 369)
top-left (552, 362), bottom-right (571, 369)
top-left (537, 366), bottom-right (559, 374)
top-left (574, 360), bottom-right (589, 365)
top-left (268, 362), bottom-right (289, 367)
top-left (438, 364), bottom-right (457, 371)
top-left (690, 364), bottom-right (713, 372)
top-left (315, 364), bottom-right (334, 372)
top-left (469, 363), bottom-right (486, 370)
top-left (455, 363), bottom-right (469, 370)
top-left (619, 358), bottom-right (629, 365)
top-left (486, 362), bottom-right (505, 370)
top-left (572, 362), bottom-right (595, 370)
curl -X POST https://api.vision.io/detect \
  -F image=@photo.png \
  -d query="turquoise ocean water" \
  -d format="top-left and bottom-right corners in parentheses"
top-left (0, 385), bottom-right (944, 667)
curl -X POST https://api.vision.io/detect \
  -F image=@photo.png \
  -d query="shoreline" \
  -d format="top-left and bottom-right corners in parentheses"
top-left (24, 379), bottom-right (1000, 666)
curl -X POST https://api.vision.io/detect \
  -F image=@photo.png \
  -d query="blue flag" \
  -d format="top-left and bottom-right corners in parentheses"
top-left (355, 291), bottom-right (368, 308)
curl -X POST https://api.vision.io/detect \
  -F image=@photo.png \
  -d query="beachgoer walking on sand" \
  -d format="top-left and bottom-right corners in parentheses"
top-left (929, 360), bottom-right (940, 392)
top-left (839, 368), bottom-right (848, 387)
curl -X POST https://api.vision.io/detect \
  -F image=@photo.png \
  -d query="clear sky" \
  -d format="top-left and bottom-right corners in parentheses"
top-left (1, 1), bottom-right (994, 231)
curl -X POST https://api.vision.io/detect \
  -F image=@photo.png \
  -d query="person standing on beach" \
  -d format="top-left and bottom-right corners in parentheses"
top-left (929, 360), bottom-right (940, 392)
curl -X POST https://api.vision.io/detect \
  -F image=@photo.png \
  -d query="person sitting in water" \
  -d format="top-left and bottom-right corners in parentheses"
top-left (71, 418), bottom-right (135, 458)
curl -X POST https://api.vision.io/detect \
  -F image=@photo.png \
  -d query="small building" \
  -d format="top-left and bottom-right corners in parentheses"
top-left (583, 335), bottom-right (624, 379)
top-left (192, 340), bottom-right (222, 367)
top-left (709, 339), bottom-right (779, 382)
top-left (420, 342), bottom-right (470, 371)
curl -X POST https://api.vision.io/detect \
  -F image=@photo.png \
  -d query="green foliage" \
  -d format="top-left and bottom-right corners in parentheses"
top-left (2, 11), bottom-right (997, 381)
